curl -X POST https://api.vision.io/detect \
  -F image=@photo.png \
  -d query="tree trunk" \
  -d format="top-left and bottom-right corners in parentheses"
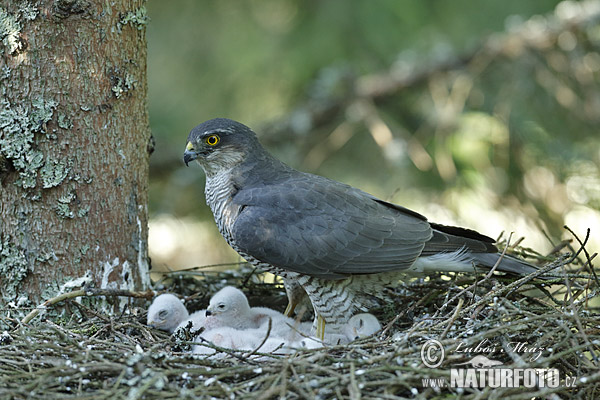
top-left (0, 1), bottom-right (151, 313)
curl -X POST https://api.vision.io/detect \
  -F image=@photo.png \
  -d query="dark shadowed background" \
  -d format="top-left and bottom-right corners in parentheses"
top-left (145, 0), bottom-right (600, 276)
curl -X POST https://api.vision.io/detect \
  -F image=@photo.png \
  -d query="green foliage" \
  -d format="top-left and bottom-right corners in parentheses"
top-left (147, 0), bottom-right (564, 136)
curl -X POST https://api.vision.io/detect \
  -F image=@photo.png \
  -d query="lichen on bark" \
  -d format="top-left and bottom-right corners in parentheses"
top-left (0, 98), bottom-right (57, 189)
top-left (0, 7), bottom-right (22, 54)
top-left (41, 159), bottom-right (70, 188)
top-left (0, 238), bottom-right (30, 302)
top-left (118, 6), bottom-right (148, 31)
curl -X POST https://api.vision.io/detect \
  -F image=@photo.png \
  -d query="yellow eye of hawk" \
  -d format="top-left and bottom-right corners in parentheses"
top-left (206, 134), bottom-right (220, 146)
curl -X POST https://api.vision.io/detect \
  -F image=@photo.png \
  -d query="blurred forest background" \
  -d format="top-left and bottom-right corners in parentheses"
top-left (145, 0), bottom-right (600, 277)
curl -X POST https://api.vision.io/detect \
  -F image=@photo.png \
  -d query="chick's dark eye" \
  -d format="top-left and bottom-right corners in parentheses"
top-left (206, 135), bottom-right (220, 146)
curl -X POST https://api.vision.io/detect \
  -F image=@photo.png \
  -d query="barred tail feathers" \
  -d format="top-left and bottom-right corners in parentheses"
top-left (411, 249), bottom-right (539, 275)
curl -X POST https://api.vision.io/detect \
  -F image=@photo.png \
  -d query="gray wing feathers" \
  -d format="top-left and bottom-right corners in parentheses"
top-left (422, 225), bottom-right (497, 255)
top-left (231, 177), bottom-right (432, 279)
top-left (230, 171), bottom-right (537, 279)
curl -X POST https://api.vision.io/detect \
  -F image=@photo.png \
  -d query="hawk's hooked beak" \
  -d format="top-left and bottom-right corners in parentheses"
top-left (205, 307), bottom-right (222, 317)
top-left (183, 142), bottom-right (198, 166)
top-left (148, 319), bottom-right (164, 328)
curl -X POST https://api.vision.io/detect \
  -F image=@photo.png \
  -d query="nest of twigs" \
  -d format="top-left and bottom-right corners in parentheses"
top-left (0, 231), bottom-right (598, 399)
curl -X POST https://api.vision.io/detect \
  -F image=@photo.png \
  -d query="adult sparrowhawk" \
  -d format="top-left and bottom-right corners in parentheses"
top-left (183, 118), bottom-right (539, 338)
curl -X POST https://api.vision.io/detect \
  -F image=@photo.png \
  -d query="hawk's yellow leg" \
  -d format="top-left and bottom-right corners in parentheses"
top-left (284, 301), bottom-right (297, 317)
top-left (316, 315), bottom-right (326, 340)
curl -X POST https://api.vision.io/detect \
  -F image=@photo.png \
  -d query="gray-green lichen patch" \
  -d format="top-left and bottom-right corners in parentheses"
top-left (71, 172), bottom-right (93, 184)
top-left (55, 191), bottom-right (75, 218)
top-left (57, 113), bottom-right (72, 130)
top-left (31, 98), bottom-right (57, 128)
top-left (111, 73), bottom-right (137, 98)
top-left (0, 98), bottom-right (57, 189)
top-left (0, 100), bottom-right (33, 160)
top-left (55, 202), bottom-right (74, 218)
top-left (19, 2), bottom-right (38, 21)
top-left (41, 159), bottom-right (69, 188)
top-left (74, 244), bottom-right (90, 264)
top-left (0, 7), bottom-right (22, 55)
top-left (56, 191), bottom-right (88, 219)
top-left (77, 205), bottom-right (89, 218)
top-left (118, 6), bottom-right (148, 32)
top-left (0, 238), bottom-right (30, 303)
top-left (1, 65), bottom-right (10, 81)
top-left (36, 250), bottom-right (56, 263)
top-left (0, 4), bottom-right (36, 55)
top-left (12, 149), bottom-right (43, 189)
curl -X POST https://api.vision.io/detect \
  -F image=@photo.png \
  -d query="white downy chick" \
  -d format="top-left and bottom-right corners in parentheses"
top-left (343, 313), bottom-right (381, 342)
top-left (287, 336), bottom-right (324, 350)
top-left (147, 294), bottom-right (189, 333)
top-left (256, 337), bottom-right (290, 353)
top-left (191, 326), bottom-right (324, 358)
top-left (249, 336), bottom-right (324, 362)
top-left (205, 286), bottom-right (292, 331)
top-left (192, 326), bottom-right (270, 355)
top-left (173, 309), bottom-right (207, 335)
top-left (192, 327), bottom-right (243, 354)
top-left (253, 308), bottom-right (311, 340)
